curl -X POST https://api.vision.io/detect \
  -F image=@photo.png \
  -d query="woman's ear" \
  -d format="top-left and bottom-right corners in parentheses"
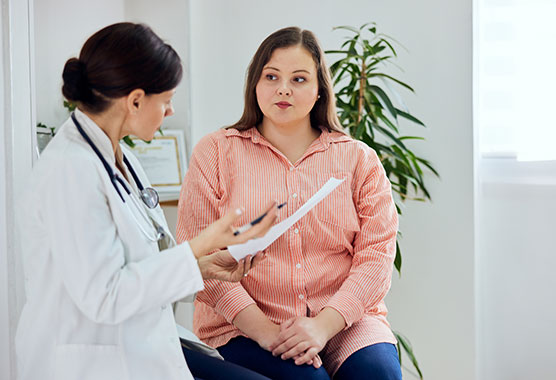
top-left (126, 89), bottom-right (146, 114)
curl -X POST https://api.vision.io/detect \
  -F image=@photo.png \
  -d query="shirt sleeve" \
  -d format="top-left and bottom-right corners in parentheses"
top-left (42, 152), bottom-right (204, 325)
top-left (176, 133), bottom-right (256, 322)
top-left (325, 146), bottom-right (398, 327)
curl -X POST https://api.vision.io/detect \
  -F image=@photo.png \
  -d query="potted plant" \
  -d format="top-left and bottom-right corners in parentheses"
top-left (327, 22), bottom-right (439, 379)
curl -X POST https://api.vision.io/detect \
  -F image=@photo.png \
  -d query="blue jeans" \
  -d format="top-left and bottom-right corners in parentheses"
top-left (181, 344), bottom-right (271, 380)
top-left (218, 336), bottom-right (402, 380)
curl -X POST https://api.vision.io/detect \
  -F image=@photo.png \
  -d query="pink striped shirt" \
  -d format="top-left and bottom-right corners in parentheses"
top-left (176, 126), bottom-right (398, 374)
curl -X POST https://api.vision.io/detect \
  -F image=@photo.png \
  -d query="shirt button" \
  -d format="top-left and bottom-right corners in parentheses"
top-left (298, 294), bottom-right (304, 300)
top-left (296, 263), bottom-right (301, 269)
top-left (289, 167), bottom-right (294, 172)
top-left (292, 193), bottom-right (298, 199)
top-left (161, 305), bottom-right (167, 310)
top-left (294, 228), bottom-right (299, 234)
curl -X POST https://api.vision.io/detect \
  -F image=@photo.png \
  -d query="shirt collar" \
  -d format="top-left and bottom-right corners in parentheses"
top-left (224, 126), bottom-right (351, 152)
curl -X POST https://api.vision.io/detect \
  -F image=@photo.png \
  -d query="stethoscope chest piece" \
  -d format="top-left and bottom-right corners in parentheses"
top-left (140, 187), bottom-right (159, 209)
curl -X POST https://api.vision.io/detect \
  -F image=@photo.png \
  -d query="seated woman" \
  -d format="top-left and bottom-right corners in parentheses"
top-left (177, 26), bottom-right (402, 380)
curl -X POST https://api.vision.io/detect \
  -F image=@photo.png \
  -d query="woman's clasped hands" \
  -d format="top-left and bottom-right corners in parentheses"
top-left (268, 307), bottom-right (347, 369)
top-left (189, 201), bottom-right (278, 282)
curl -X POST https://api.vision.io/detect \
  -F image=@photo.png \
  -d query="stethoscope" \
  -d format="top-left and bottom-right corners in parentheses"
top-left (71, 112), bottom-right (166, 242)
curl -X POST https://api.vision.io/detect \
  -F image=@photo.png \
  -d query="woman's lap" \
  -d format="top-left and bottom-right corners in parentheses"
top-left (218, 336), bottom-right (331, 380)
top-left (334, 343), bottom-right (402, 380)
top-left (217, 337), bottom-right (401, 380)
top-left (182, 344), bottom-right (271, 380)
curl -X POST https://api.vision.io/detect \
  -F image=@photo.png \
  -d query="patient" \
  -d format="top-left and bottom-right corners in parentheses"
top-left (177, 26), bottom-right (402, 380)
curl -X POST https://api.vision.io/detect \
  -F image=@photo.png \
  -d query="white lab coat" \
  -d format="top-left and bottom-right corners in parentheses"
top-left (16, 109), bottom-right (203, 380)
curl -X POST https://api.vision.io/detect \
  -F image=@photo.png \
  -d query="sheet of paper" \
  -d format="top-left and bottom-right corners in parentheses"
top-left (228, 177), bottom-right (345, 261)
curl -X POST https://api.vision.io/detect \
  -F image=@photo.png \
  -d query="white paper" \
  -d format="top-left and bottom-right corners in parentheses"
top-left (228, 177), bottom-right (345, 261)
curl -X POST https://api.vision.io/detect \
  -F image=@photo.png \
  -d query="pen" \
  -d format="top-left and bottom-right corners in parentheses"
top-left (233, 202), bottom-right (287, 236)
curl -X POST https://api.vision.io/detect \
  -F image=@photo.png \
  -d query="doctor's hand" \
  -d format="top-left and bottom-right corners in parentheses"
top-left (197, 250), bottom-right (265, 282)
top-left (189, 201), bottom-right (277, 259)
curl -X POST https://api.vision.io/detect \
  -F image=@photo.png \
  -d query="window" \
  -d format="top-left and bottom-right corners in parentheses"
top-left (477, 0), bottom-right (556, 162)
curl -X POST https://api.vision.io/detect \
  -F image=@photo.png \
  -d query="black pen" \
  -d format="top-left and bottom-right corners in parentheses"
top-left (233, 202), bottom-right (287, 236)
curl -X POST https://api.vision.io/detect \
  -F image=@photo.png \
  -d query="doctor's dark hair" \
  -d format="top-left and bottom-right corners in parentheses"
top-left (228, 26), bottom-right (343, 133)
top-left (62, 22), bottom-right (182, 113)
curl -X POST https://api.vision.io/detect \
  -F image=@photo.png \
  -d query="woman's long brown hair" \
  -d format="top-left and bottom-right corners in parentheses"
top-left (228, 27), bottom-right (343, 133)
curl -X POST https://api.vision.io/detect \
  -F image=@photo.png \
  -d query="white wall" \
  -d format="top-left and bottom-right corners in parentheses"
top-left (189, 1), bottom-right (474, 379)
top-left (1, 5), bottom-right (11, 378)
top-left (124, 0), bottom-right (192, 156)
top-left (477, 160), bottom-right (556, 380)
top-left (3, 0), bottom-right (37, 378)
top-left (34, 0), bottom-right (192, 155)
top-left (34, 0), bottom-right (125, 129)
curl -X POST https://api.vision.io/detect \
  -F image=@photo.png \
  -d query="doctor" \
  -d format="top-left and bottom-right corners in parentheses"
top-left (15, 23), bottom-right (275, 380)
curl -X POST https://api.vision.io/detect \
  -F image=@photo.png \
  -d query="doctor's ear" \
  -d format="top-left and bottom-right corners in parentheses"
top-left (126, 89), bottom-right (146, 113)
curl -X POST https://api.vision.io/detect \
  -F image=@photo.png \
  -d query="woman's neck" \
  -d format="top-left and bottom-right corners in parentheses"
top-left (81, 107), bottom-right (125, 155)
top-left (258, 118), bottom-right (321, 164)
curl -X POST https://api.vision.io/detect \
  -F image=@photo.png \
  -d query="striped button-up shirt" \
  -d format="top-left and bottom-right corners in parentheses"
top-left (176, 126), bottom-right (398, 374)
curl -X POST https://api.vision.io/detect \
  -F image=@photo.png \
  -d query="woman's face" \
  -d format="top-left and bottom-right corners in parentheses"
top-left (255, 45), bottom-right (319, 129)
top-left (132, 89), bottom-right (175, 140)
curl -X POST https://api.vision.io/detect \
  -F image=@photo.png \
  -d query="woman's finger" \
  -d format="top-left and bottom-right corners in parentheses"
top-left (294, 347), bottom-right (319, 366)
top-left (242, 255), bottom-right (252, 277)
top-left (250, 251), bottom-right (266, 268)
top-left (237, 203), bottom-right (277, 241)
top-left (222, 207), bottom-right (244, 229)
top-left (271, 335), bottom-right (302, 357)
top-left (280, 317), bottom-right (296, 332)
top-left (280, 341), bottom-right (311, 360)
top-left (312, 354), bottom-right (322, 369)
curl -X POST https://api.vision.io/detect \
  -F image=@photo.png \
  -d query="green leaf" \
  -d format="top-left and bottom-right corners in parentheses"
top-left (122, 136), bottom-right (136, 148)
top-left (394, 331), bottom-right (423, 379)
top-left (369, 85), bottom-right (398, 120)
top-left (395, 108), bottom-right (425, 127)
top-left (394, 241), bottom-right (402, 274)
top-left (368, 73), bottom-right (415, 92)
top-left (380, 38), bottom-right (398, 57)
top-left (333, 25), bottom-right (360, 34)
top-left (416, 157), bottom-right (440, 177)
top-left (399, 136), bottom-right (425, 141)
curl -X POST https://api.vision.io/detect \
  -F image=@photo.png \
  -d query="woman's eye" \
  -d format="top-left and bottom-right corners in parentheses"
top-left (293, 77), bottom-right (306, 83)
top-left (266, 74), bottom-right (277, 80)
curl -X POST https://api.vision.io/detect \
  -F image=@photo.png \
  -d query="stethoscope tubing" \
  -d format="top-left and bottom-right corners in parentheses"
top-left (71, 112), bottom-right (163, 242)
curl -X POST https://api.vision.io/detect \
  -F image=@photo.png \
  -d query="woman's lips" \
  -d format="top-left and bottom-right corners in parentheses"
top-left (275, 102), bottom-right (292, 109)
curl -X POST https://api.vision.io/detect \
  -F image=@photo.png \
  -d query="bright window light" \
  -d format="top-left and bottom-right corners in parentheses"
top-left (477, 0), bottom-right (556, 161)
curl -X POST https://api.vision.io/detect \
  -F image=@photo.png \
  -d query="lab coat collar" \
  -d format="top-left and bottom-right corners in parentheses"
top-left (73, 108), bottom-right (117, 166)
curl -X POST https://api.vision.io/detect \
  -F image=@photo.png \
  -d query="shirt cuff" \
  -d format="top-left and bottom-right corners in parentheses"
top-left (325, 290), bottom-right (365, 328)
top-left (214, 285), bottom-right (256, 323)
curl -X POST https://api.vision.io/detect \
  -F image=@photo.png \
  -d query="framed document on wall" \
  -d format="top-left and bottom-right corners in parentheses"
top-left (128, 129), bottom-right (187, 201)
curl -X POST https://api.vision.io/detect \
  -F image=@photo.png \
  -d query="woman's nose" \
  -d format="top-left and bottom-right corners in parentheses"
top-left (165, 106), bottom-right (174, 117)
top-left (277, 82), bottom-right (291, 96)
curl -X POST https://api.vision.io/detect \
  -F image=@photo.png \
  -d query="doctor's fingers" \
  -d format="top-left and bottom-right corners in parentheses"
top-left (245, 251), bottom-right (266, 274)
top-left (234, 207), bottom-right (277, 243)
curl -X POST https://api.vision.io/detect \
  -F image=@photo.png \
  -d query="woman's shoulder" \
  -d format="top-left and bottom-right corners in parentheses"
top-left (327, 130), bottom-right (379, 161)
top-left (193, 127), bottom-right (255, 154)
top-left (38, 120), bottom-right (100, 169)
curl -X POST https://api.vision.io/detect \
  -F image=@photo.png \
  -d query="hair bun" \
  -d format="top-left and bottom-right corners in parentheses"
top-left (62, 58), bottom-right (90, 102)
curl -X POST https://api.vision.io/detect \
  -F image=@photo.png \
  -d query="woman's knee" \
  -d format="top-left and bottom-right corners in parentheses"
top-left (334, 343), bottom-right (402, 380)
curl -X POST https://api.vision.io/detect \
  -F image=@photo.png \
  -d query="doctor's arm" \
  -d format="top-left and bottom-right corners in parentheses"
top-left (43, 156), bottom-right (272, 325)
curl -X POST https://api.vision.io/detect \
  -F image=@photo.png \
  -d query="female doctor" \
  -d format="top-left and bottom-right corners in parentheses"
top-left (15, 23), bottom-right (276, 380)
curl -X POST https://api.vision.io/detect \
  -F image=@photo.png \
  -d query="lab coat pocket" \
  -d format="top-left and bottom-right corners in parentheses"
top-left (54, 344), bottom-right (128, 380)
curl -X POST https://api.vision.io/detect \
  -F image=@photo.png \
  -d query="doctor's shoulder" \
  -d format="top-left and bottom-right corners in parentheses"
top-left (30, 122), bottom-right (110, 194)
